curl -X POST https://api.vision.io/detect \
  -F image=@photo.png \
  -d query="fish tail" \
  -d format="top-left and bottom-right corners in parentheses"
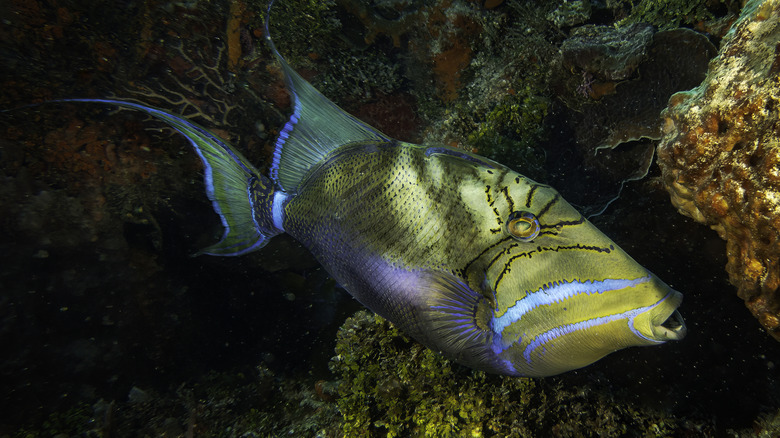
top-left (57, 98), bottom-right (282, 256)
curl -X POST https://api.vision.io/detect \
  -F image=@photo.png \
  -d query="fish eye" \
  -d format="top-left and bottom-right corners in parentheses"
top-left (506, 211), bottom-right (540, 242)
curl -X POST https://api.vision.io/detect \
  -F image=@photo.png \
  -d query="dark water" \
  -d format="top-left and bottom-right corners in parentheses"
top-left (1, 0), bottom-right (778, 436)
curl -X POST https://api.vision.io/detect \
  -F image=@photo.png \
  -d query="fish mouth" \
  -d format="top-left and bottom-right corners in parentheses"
top-left (653, 305), bottom-right (687, 341)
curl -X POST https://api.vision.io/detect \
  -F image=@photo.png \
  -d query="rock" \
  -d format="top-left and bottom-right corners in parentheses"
top-left (551, 27), bottom-right (715, 214)
top-left (561, 23), bottom-right (654, 81)
top-left (657, 0), bottom-right (780, 340)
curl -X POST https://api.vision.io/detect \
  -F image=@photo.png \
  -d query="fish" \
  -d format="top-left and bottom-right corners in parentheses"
top-left (52, 1), bottom-right (686, 377)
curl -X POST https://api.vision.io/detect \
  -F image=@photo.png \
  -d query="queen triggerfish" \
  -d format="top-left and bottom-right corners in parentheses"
top-left (54, 1), bottom-right (686, 377)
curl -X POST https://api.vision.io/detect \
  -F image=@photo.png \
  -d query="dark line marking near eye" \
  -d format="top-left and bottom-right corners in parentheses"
top-left (539, 217), bottom-right (586, 234)
top-left (541, 217), bottom-right (585, 228)
top-left (485, 185), bottom-right (495, 207)
top-left (492, 244), bottom-right (612, 293)
top-left (500, 186), bottom-right (515, 213)
top-left (486, 241), bottom-right (520, 273)
top-left (461, 236), bottom-right (514, 274)
top-left (525, 184), bottom-right (539, 208)
top-left (492, 207), bottom-right (503, 226)
top-left (536, 194), bottom-right (560, 219)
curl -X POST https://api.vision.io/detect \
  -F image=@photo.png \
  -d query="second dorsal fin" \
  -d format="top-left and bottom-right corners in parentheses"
top-left (264, 2), bottom-right (391, 194)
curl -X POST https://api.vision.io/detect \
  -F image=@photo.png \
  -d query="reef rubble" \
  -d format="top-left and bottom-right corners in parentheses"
top-left (657, 0), bottom-right (780, 340)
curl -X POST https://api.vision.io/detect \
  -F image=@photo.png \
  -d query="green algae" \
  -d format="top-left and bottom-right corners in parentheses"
top-left (259, 0), bottom-right (340, 66)
top-left (12, 404), bottom-right (93, 438)
top-left (330, 311), bottom-right (535, 437)
top-left (465, 83), bottom-right (550, 182)
top-left (620, 0), bottom-right (718, 30)
top-left (329, 310), bottom-right (701, 437)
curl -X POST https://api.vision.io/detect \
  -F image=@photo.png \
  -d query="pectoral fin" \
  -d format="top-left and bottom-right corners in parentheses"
top-left (410, 270), bottom-right (501, 369)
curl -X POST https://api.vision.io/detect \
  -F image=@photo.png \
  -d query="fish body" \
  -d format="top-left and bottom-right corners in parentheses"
top-left (275, 140), bottom-right (685, 376)
top-left (55, 2), bottom-right (686, 376)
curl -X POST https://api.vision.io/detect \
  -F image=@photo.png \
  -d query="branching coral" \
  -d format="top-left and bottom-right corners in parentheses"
top-left (128, 40), bottom-right (245, 129)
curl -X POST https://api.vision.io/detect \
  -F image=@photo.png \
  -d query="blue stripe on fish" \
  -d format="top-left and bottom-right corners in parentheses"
top-left (492, 276), bottom-right (651, 339)
top-left (522, 291), bottom-right (672, 364)
top-left (270, 100), bottom-right (301, 184)
top-left (272, 190), bottom-right (289, 232)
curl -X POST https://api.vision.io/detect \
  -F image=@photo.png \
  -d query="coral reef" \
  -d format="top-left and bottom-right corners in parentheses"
top-left (9, 365), bottom-right (342, 437)
top-left (547, 0), bottom-right (592, 28)
top-left (464, 82), bottom-right (550, 180)
top-left (557, 27), bottom-right (716, 149)
top-left (657, 0), bottom-right (780, 340)
top-left (313, 51), bottom-right (402, 105)
top-left (336, 0), bottom-right (423, 47)
top-left (417, 0), bottom-right (560, 181)
top-left (3, 0), bottom-right (780, 435)
top-left (263, 0), bottom-right (339, 66)
top-left (355, 92), bottom-right (422, 142)
top-left (337, 0), bottom-right (490, 105)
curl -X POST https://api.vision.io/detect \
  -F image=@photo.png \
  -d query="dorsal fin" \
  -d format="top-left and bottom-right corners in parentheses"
top-left (264, 1), bottom-right (391, 193)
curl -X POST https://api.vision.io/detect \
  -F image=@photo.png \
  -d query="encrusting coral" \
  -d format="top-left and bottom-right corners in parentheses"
top-left (657, 0), bottom-right (780, 340)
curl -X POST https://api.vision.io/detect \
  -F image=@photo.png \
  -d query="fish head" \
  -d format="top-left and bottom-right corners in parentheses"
top-left (473, 173), bottom-right (686, 376)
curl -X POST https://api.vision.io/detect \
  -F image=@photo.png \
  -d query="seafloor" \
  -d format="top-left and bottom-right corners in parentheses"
top-left (1, 0), bottom-right (779, 436)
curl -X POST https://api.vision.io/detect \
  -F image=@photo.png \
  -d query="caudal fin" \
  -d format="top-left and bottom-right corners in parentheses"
top-left (58, 98), bottom-right (278, 256)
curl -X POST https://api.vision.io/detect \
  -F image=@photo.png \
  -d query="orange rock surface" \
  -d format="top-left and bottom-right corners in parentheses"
top-left (657, 0), bottom-right (780, 340)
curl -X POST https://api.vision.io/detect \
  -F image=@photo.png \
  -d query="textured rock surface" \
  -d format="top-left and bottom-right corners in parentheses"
top-left (551, 27), bottom-right (715, 215)
top-left (657, 0), bottom-right (780, 340)
top-left (561, 23), bottom-right (654, 82)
